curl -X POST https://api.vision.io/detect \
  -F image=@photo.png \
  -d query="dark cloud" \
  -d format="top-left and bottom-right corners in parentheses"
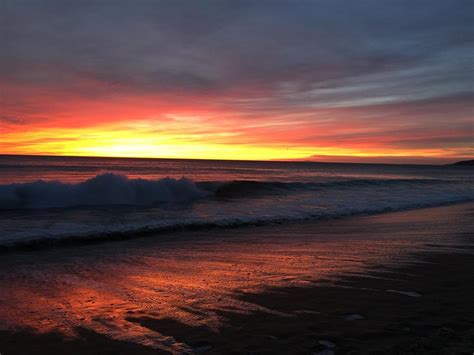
top-left (0, 115), bottom-right (24, 124)
top-left (2, 0), bottom-right (473, 99)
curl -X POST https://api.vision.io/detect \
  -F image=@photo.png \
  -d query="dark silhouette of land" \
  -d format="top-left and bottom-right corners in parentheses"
top-left (449, 159), bottom-right (474, 166)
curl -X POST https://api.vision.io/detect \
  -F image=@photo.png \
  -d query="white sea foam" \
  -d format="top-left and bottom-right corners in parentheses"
top-left (0, 173), bottom-right (209, 209)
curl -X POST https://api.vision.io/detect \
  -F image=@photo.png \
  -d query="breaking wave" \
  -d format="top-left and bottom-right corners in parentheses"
top-left (0, 173), bottom-right (471, 210)
top-left (0, 173), bottom-right (472, 250)
top-left (205, 178), bottom-right (460, 197)
top-left (0, 173), bottom-right (209, 210)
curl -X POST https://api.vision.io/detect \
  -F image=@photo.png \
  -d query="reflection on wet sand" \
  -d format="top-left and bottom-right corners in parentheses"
top-left (0, 204), bottom-right (472, 353)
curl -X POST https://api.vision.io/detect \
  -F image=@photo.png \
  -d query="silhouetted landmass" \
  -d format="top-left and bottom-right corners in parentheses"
top-left (449, 160), bottom-right (474, 166)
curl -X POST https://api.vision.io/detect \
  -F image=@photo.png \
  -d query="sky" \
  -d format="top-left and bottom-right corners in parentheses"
top-left (1, 0), bottom-right (473, 164)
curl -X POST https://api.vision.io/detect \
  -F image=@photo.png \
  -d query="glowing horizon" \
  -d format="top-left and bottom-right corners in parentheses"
top-left (2, 121), bottom-right (467, 164)
top-left (1, 1), bottom-right (472, 164)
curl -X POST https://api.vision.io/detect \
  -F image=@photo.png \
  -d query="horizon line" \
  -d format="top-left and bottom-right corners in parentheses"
top-left (1, 153), bottom-right (471, 167)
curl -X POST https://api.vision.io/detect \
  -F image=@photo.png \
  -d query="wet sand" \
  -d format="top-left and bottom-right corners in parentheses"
top-left (0, 203), bottom-right (473, 354)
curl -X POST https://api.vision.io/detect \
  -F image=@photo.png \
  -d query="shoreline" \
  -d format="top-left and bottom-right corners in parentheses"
top-left (2, 200), bottom-right (472, 253)
top-left (0, 202), bottom-right (473, 354)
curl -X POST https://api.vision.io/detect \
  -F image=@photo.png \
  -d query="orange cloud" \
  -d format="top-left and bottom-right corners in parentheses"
top-left (1, 78), bottom-right (472, 163)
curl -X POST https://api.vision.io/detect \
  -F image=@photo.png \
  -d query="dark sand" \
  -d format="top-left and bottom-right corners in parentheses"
top-left (0, 203), bottom-right (473, 354)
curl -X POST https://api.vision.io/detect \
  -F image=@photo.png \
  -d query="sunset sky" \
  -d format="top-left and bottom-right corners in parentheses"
top-left (1, 0), bottom-right (473, 164)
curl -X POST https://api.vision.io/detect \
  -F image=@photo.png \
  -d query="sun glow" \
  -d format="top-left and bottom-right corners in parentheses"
top-left (1, 122), bottom-right (453, 162)
top-left (1, 85), bottom-right (469, 163)
top-left (0, 124), bottom-right (317, 160)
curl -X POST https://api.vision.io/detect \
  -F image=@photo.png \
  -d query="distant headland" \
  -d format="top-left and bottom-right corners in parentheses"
top-left (449, 159), bottom-right (474, 166)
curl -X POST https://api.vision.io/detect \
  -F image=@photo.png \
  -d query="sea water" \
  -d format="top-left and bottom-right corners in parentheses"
top-left (0, 155), bottom-right (472, 248)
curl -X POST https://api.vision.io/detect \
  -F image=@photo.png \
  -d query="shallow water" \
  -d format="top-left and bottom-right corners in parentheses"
top-left (0, 203), bottom-right (472, 353)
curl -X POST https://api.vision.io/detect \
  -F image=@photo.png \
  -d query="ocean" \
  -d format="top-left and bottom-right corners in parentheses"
top-left (0, 155), bottom-right (473, 249)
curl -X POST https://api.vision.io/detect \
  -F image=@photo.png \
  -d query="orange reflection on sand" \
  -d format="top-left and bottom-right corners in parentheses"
top-left (1, 206), bottom-right (463, 352)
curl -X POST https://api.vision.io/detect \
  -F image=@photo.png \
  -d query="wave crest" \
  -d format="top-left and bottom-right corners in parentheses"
top-left (202, 178), bottom-right (457, 197)
top-left (0, 174), bottom-right (471, 210)
top-left (0, 173), bottom-right (209, 209)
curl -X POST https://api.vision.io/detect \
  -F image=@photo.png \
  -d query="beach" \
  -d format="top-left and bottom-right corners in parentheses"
top-left (2, 0), bottom-right (473, 352)
top-left (1, 202), bottom-right (473, 354)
